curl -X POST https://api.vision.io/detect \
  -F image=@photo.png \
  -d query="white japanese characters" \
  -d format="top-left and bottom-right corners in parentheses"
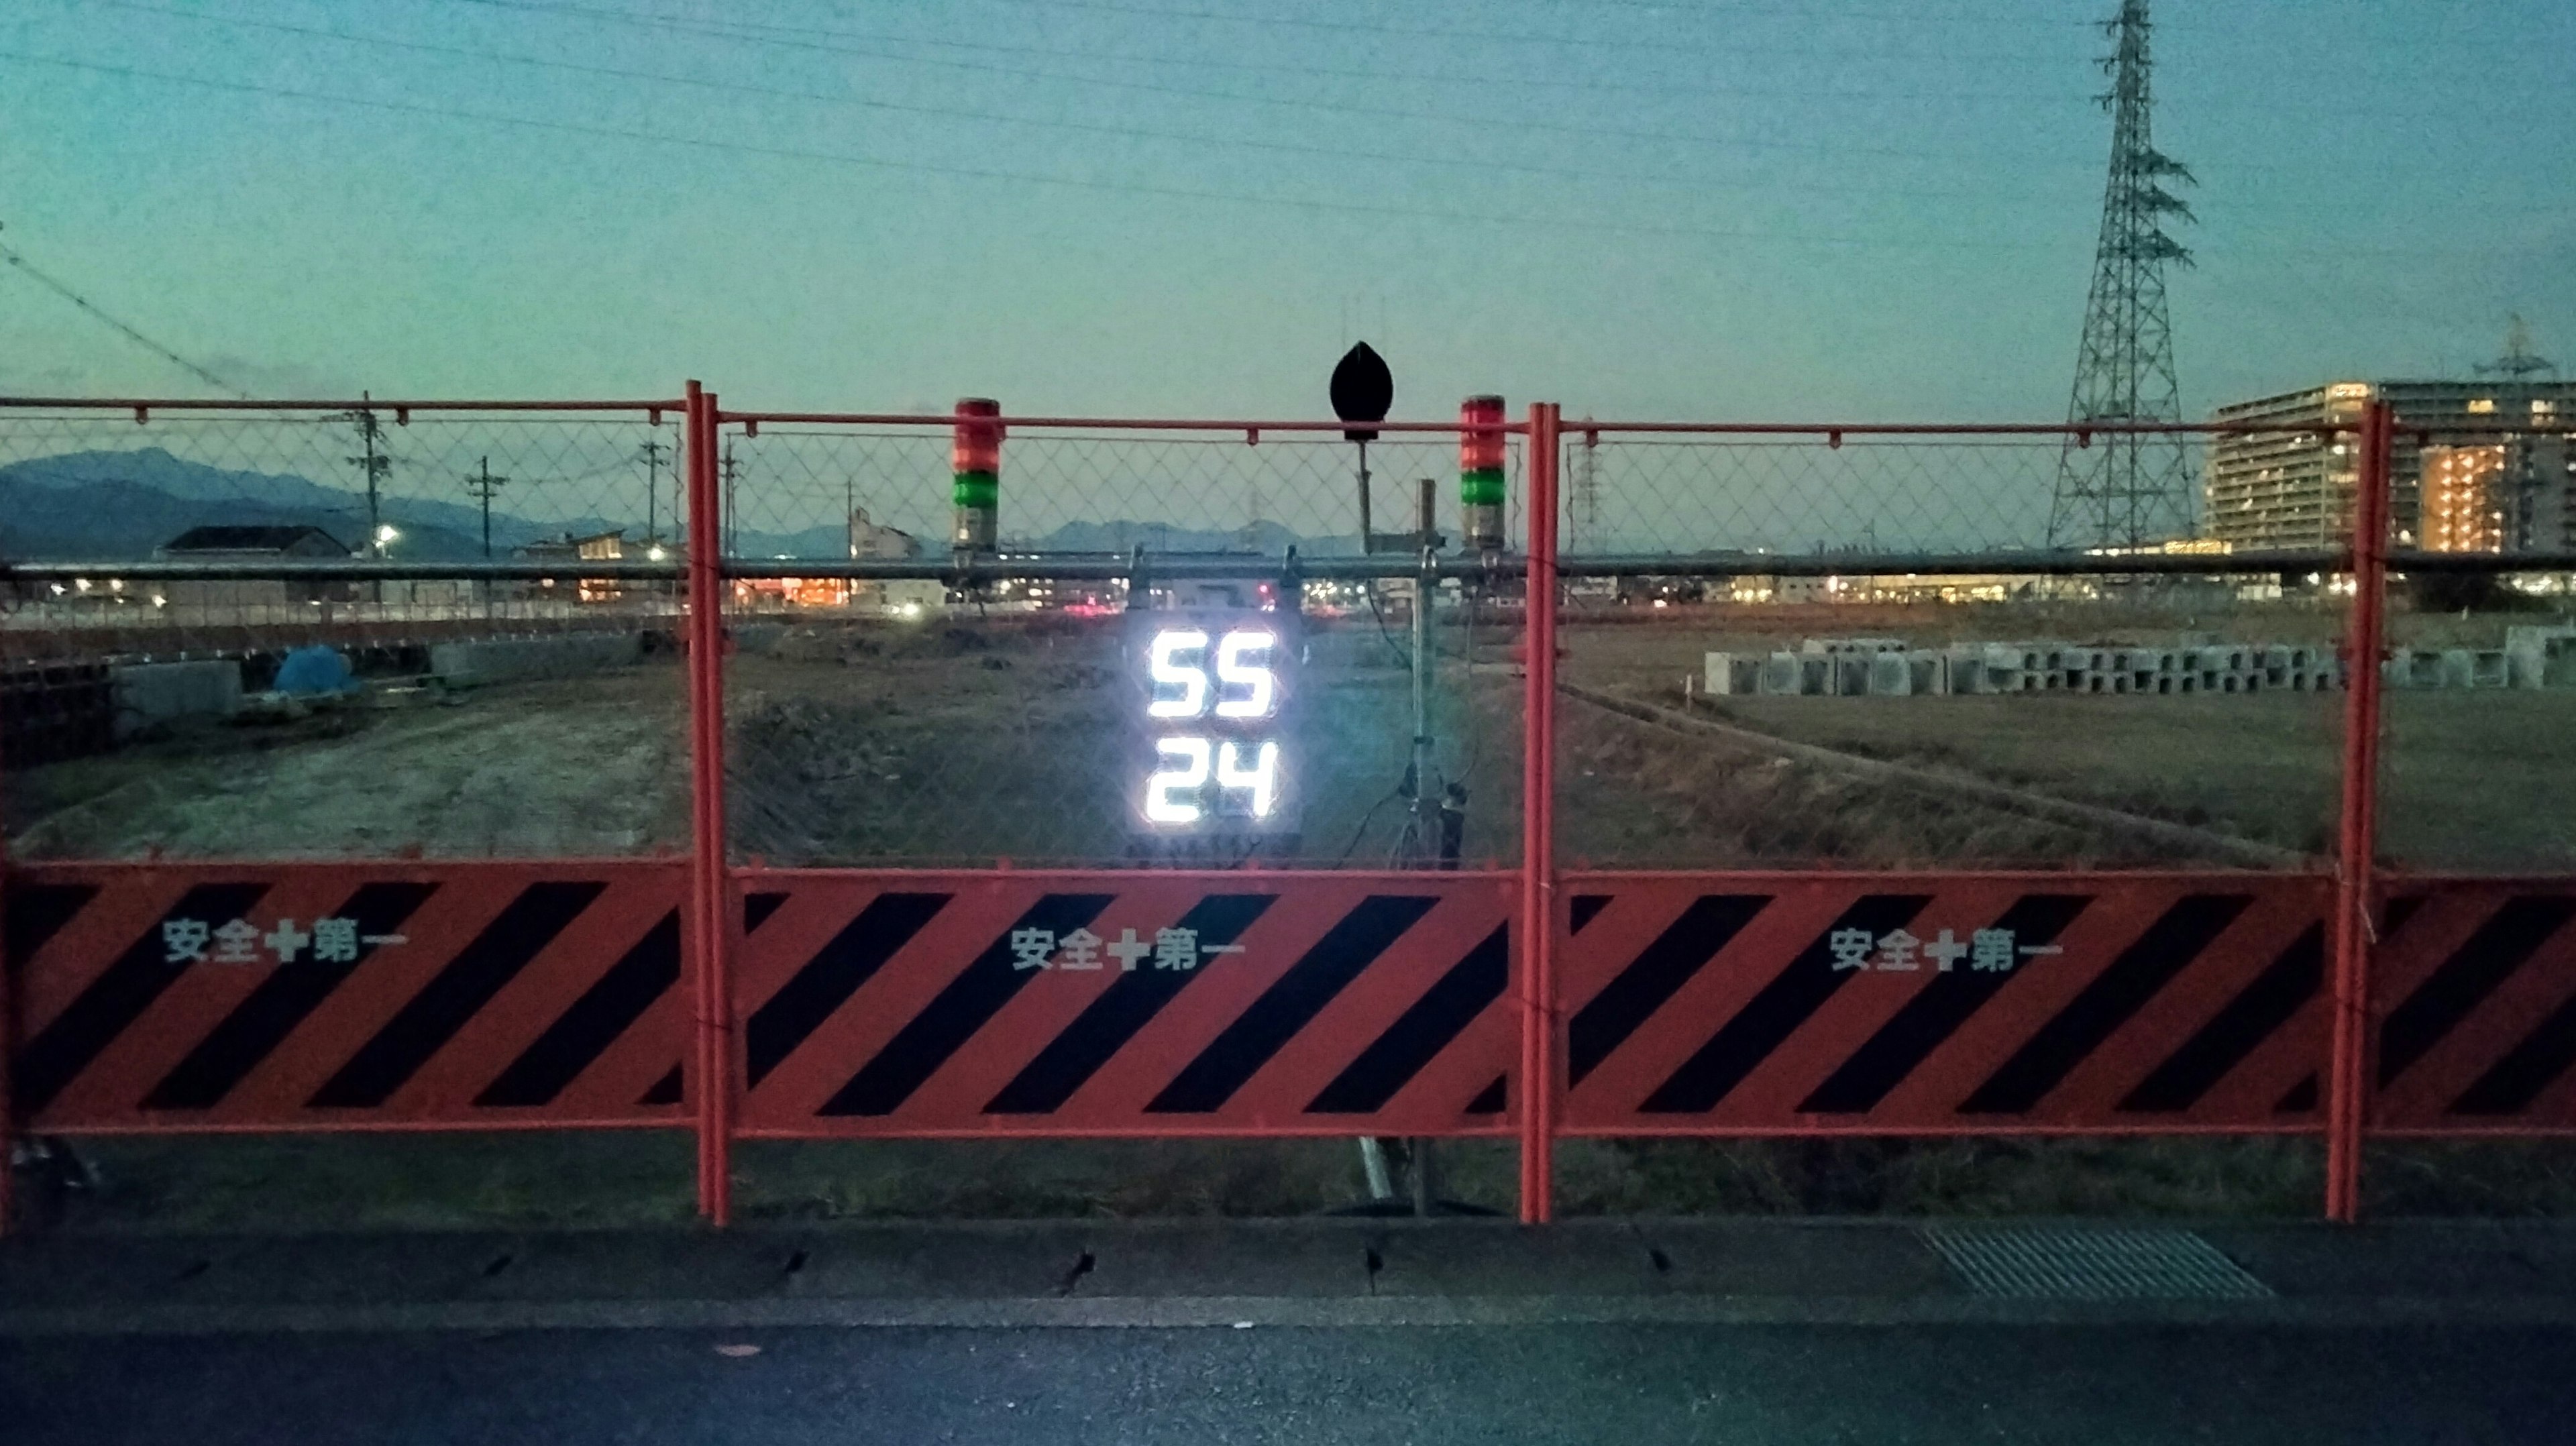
top-left (1829, 926), bottom-right (2063, 973)
top-left (1010, 926), bottom-right (1248, 972)
top-left (163, 917), bottom-right (407, 966)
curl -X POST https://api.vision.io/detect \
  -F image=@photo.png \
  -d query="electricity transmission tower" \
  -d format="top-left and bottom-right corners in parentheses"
top-left (2048, 0), bottom-right (2196, 551)
top-left (2477, 315), bottom-right (2557, 380)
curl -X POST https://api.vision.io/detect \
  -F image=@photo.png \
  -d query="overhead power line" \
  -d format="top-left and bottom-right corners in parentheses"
top-left (107, 0), bottom-right (2086, 206)
top-left (0, 221), bottom-right (249, 397)
top-left (446, 0), bottom-right (2101, 170)
top-left (938, 0), bottom-right (2080, 61)
top-left (0, 48), bottom-right (2088, 252)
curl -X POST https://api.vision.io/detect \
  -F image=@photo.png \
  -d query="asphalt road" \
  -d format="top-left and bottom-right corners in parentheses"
top-left (6, 1323), bottom-right (2572, 1443)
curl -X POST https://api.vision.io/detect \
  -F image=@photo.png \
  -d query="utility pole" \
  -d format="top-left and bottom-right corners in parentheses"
top-left (463, 455), bottom-right (508, 560)
top-left (720, 439), bottom-right (742, 559)
top-left (2049, 0), bottom-right (2196, 551)
top-left (639, 432), bottom-right (670, 545)
top-left (343, 392), bottom-right (393, 603)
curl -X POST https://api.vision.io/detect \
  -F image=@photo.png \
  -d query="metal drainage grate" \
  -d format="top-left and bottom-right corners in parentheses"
top-left (1921, 1226), bottom-right (2273, 1301)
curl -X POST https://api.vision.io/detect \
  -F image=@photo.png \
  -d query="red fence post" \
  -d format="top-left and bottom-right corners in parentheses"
top-left (684, 382), bottom-right (736, 1227)
top-left (1519, 402), bottom-right (1561, 1225)
top-left (0, 670), bottom-right (15, 1235)
top-left (2326, 398), bottom-right (2394, 1225)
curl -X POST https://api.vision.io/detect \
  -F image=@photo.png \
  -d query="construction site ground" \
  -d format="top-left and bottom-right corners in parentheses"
top-left (7, 604), bottom-right (2573, 1230)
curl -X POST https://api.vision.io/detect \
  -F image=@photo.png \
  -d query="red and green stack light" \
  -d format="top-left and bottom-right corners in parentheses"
top-left (1460, 394), bottom-right (1507, 553)
top-left (952, 397), bottom-right (1002, 551)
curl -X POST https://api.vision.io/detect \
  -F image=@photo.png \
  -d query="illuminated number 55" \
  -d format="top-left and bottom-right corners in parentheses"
top-left (1145, 737), bottom-right (1211, 824)
top-left (1150, 628), bottom-right (1277, 720)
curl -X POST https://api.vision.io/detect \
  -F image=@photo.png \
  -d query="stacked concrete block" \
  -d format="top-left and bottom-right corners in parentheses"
top-left (1704, 652), bottom-right (1760, 696)
top-left (2384, 650), bottom-right (2441, 689)
top-left (1943, 647), bottom-right (1988, 695)
top-left (1695, 634), bottom-right (2411, 700)
top-left (2504, 626), bottom-right (2576, 687)
top-left (1864, 653), bottom-right (1943, 696)
top-left (109, 660), bottom-right (243, 738)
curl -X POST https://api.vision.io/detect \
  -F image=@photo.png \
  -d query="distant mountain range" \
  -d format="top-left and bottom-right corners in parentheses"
top-left (0, 448), bottom-right (1333, 564)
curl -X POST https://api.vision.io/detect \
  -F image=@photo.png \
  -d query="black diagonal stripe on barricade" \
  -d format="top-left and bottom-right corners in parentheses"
top-left (1146, 895), bottom-right (1439, 1115)
top-left (1798, 894), bottom-right (2092, 1115)
top-left (1960, 893), bottom-right (2251, 1115)
top-left (743, 891), bottom-right (791, 936)
top-left (2449, 986), bottom-right (2576, 1116)
top-left (817, 894), bottom-right (1116, 1117)
top-left (745, 893), bottom-right (951, 1088)
top-left (474, 909), bottom-right (682, 1108)
top-left (2378, 895), bottom-right (2576, 1089)
top-left (1306, 924), bottom-right (1510, 1115)
top-left (2118, 922), bottom-right (2326, 1113)
top-left (1568, 895), bottom-right (1612, 936)
top-left (640, 1064), bottom-right (683, 1107)
top-left (5, 883), bottom-right (100, 969)
top-left (142, 881), bottom-right (440, 1111)
top-left (307, 881), bottom-right (606, 1109)
top-left (1638, 895), bottom-right (1931, 1115)
top-left (2277, 1075), bottom-right (2318, 1113)
top-left (16, 882), bottom-right (270, 1115)
top-left (1464, 1074), bottom-right (1506, 1115)
top-left (1568, 895), bottom-right (1773, 1087)
top-left (982, 893), bottom-right (1277, 1115)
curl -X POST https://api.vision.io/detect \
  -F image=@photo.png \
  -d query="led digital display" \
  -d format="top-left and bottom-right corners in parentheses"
top-left (1130, 609), bottom-right (1298, 842)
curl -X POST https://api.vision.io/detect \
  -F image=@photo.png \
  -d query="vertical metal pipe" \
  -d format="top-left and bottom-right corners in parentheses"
top-left (684, 382), bottom-right (735, 1227)
top-left (0, 653), bottom-right (16, 1235)
top-left (1411, 476), bottom-right (1437, 857)
top-left (2326, 400), bottom-right (2394, 1225)
top-left (1518, 403), bottom-right (1560, 1225)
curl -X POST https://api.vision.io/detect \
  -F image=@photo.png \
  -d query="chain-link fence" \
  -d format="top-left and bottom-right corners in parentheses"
top-left (708, 413), bottom-right (1525, 869)
top-left (2375, 412), bottom-right (2576, 873)
top-left (1548, 423), bottom-right (2352, 870)
top-left (0, 400), bottom-right (693, 860)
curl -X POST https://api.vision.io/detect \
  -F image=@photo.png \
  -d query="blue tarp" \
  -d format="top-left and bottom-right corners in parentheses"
top-left (272, 645), bottom-right (359, 697)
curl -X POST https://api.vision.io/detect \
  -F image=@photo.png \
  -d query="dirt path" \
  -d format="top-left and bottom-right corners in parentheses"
top-left (9, 669), bottom-right (688, 859)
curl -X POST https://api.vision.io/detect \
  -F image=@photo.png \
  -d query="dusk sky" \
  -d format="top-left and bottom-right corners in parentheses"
top-left (2, 0), bottom-right (2569, 421)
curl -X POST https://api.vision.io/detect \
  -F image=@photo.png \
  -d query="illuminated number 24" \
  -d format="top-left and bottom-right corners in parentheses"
top-left (1148, 629), bottom-right (1277, 720)
top-left (1146, 738), bottom-right (1280, 824)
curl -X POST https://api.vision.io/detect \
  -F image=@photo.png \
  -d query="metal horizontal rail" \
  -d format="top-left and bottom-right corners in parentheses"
top-left (7, 549), bottom-right (2391, 585)
top-left (2385, 549), bottom-right (2576, 575)
top-left (720, 555), bottom-right (1507, 582)
top-left (717, 410), bottom-right (1524, 435)
top-left (1555, 549), bottom-right (2347, 578)
top-left (0, 396), bottom-right (685, 414)
top-left (1566, 421), bottom-right (2363, 438)
top-left (2, 560), bottom-right (689, 583)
